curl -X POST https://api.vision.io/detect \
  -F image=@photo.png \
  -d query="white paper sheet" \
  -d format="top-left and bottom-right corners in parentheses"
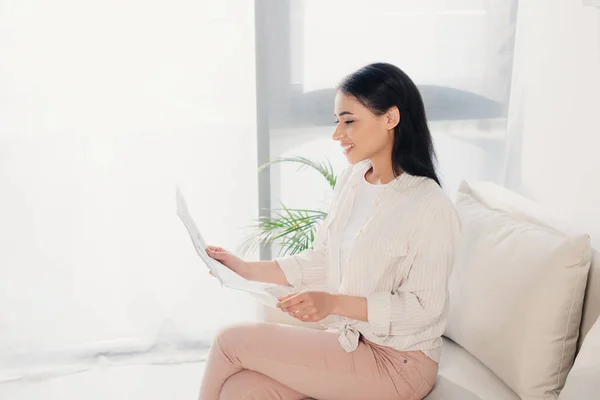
top-left (176, 186), bottom-right (292, 307)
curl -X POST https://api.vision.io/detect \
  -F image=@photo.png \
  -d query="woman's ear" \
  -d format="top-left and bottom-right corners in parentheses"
top-left (385, 106), bottom-right (400, 130)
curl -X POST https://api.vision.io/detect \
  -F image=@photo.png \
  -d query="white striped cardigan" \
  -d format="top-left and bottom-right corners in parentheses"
top-left (275, 160), bottom-right (461, 362)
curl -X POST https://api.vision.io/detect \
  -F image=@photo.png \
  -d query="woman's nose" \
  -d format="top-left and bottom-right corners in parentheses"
top-left (332, 125), bottom-right (342, 141)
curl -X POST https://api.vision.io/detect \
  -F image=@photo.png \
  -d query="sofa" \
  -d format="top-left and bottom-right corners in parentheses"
top-left (262, 181), bottom-right (600, 400)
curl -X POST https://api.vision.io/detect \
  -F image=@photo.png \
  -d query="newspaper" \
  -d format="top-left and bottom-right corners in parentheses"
top-left (176, 186), bottom-right (293, 307)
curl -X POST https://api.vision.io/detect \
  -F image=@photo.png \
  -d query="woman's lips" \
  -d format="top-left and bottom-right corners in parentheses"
top-left (341, 144), bottom-right (355, 155)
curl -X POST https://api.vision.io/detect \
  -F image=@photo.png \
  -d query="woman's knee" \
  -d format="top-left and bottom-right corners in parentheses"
top-left (219, 370), bottom-right (270, 400)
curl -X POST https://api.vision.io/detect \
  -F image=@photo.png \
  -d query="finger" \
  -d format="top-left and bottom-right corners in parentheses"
top-left (298, 311), bottom-right (322, 321)
top-left (289, 312), bottom-right (301, 320)
top-left (290, 312), bottom-right (318, 322)
top-left (279, 299), bottom-right (305, 312)
top-left (282, 293), bottom-right (314, 311)
top-left (278, 293), bottom-right (296, 302)
top-left (278, 293), bottom-right (305, 309)
top-left (276, 294), bottom-right (296, 308)
top-left (286, 304), bottom-right (314, 315)
top-left (209, 271), bottom-right (215, 277)
top-left (206, 248), bottom-right (228, 260)
top-left (289, 311), bottom-right (308, 319)
top-left (205, 249), bottom-right (218, 260)
top-left (207, 245), bottom-right (225, 252)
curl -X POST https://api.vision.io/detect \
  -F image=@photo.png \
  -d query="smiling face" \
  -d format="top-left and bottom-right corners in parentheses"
top-left (332, 91), bottom-right (398, 165)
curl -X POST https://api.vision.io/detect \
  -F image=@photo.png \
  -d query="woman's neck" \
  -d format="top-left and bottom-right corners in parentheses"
top-left (365, 154), bottom-right (396, 185)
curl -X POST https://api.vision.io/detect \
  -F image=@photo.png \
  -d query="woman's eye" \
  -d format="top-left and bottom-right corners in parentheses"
top-left (333, 120), bottom-right (339, 125)
top-left (345, 120), bottom-right (354, 125)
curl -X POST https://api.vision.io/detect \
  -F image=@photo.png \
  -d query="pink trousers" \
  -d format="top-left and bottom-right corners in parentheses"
top-left (198, 322), bottom-right (437, 400)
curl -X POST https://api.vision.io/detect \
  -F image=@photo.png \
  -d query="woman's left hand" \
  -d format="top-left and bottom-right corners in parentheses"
top-left (277, 291), bottom-right (338, 322)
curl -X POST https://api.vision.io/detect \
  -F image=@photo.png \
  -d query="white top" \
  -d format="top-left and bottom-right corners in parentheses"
top-left (275, 160), bottom-right (461, 362)
top-left (339, 173), bottom-right (382, 271)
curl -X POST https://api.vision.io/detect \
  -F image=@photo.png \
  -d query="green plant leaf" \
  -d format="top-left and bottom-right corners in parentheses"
top-left (241, 156), bottom-right (336, 258)
top-left (258, 156), bottom-right (337, 190)
top-left (238, 205), bottom-right (327, 257)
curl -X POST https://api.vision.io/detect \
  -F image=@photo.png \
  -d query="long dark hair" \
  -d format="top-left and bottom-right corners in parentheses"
top-left (338, 63), bottom-right (441, 186)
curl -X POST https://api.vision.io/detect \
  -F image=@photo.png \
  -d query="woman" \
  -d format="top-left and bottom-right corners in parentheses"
top-left (199, 63), bottom-right (460, 400)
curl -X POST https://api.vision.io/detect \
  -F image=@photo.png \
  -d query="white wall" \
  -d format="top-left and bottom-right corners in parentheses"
top-left (0, 0), bottom-right (258, 373)
top-left (506, 1), bottom-right (600, 245)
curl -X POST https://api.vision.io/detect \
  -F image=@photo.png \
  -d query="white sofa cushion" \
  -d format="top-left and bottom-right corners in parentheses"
top-left (425, 338), bottom-right (519, 400)
top-left (445, 181), bottom-right (592, 399)
top-left (559, 316), bottom-right (600, 399)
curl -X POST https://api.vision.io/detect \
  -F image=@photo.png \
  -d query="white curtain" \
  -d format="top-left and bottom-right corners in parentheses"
top-left (0, 0), bottom-right (258, 380)
top-left (503, 0), bottom-right (600, 245)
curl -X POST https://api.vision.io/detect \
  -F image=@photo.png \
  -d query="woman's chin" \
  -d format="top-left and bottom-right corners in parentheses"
top-left (346, 153), bottom-right (365, 165)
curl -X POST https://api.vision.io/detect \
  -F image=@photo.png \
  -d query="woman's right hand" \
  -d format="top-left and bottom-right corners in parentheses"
top-left (205, 245), bottom-right (249, 278)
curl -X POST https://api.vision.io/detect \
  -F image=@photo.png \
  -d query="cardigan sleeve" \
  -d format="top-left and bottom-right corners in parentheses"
top-left (274, 164), bottom-right (354, 292)
top-left (366, 204), bottom-right (461, 336)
